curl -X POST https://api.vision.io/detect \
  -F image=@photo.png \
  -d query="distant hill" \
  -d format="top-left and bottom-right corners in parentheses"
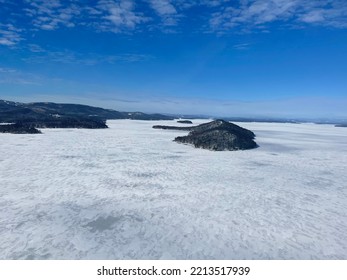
top-left (0, 100), bottom-right (174, 131)
top-left (224, 117), bottom-right (300, 124)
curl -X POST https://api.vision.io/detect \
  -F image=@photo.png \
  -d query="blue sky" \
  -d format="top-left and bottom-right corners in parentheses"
top-left (0, 0), bottom-right (347, 119)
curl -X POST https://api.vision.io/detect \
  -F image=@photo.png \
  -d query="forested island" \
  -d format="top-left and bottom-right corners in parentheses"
top-left (154, 120), bottom-right (258, 151)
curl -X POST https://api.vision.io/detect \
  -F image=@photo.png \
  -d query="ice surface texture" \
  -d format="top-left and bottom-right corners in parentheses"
top-left (0, 120), bottom-right (346, 259)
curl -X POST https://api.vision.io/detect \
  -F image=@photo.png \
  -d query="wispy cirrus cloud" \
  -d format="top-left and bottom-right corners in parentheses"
top-left (233, 43), bottom-right (251, 50)
top-left (299, 0), bottom-right (347, 27)
top-left (0, 24), bottom-right (22, 46)
top-left (209, 0), bottom-right (347, 32)
top-left (1, 0), bottom-right (347, 47)
top-left (95, 0), bottom-right (149, 32)
top-left (24, 0), bottom-right (81, 30)
top-left (23, 44), bottom-right (152, 65)
top-left (0, 67), bottom-right (17, 73)
top-left (148, 0), bottom-right (179, 26)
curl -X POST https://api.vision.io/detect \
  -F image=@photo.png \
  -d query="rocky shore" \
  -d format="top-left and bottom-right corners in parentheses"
top-left (0, 123), bottom-right (42, 134)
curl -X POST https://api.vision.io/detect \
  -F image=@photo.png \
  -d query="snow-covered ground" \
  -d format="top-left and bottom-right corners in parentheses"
top-left (0, 120), bottom-right (346, 259)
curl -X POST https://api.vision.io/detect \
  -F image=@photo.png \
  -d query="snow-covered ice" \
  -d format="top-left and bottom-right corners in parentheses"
top-left (0, 120), bottom-right (346, 259)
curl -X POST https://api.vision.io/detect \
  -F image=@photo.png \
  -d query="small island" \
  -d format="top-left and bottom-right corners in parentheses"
top-left (154, 120), bottom-right (258, 151)
top-left (177, 120), bottom-right (193, 124)
top-left (153, 125), bottom-right (193, 131)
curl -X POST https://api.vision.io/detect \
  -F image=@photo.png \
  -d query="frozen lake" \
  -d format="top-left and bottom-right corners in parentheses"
top-left (0, 120), bottom-right (346, 259)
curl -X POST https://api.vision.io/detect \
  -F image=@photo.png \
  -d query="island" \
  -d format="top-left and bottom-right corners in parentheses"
top-left (154, 119), bottom-right (258, 151)
top-left (177, 120), bottom-right (193, 124)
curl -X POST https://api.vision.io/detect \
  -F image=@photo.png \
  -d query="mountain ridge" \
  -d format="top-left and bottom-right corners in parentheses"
top-left (0, 99), bottom-right (174, 132)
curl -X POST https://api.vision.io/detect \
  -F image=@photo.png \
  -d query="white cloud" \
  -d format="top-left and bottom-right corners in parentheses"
top-left (23, 45), bottom-right (152, 65)
top-left (1, 0), bottom-right (346, 44)
top-left (233, 43), bottom-right (251, 50)
top-left (298, 1), bottom-right (347, 28)
top-left (27, 43), bottom-right (45, 53)
top-left (199, 0), bottom-right (230, 7)
top-left (0, 67), bottom-right (16, 73)
top-left (209, 0), bottom-right (347, 32)
top-left (149, 0), bottom-right (177, 16)
top-left (300, 10), bottom-right (325, 23)
top-left (0, 24), bottom-right (22, 46)
top-left (96, 0), bottom-right (149, 32)
top-left (25, 0), bottom-right (81, 30)
top-left (148, 0), bottom-right (179, 26)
